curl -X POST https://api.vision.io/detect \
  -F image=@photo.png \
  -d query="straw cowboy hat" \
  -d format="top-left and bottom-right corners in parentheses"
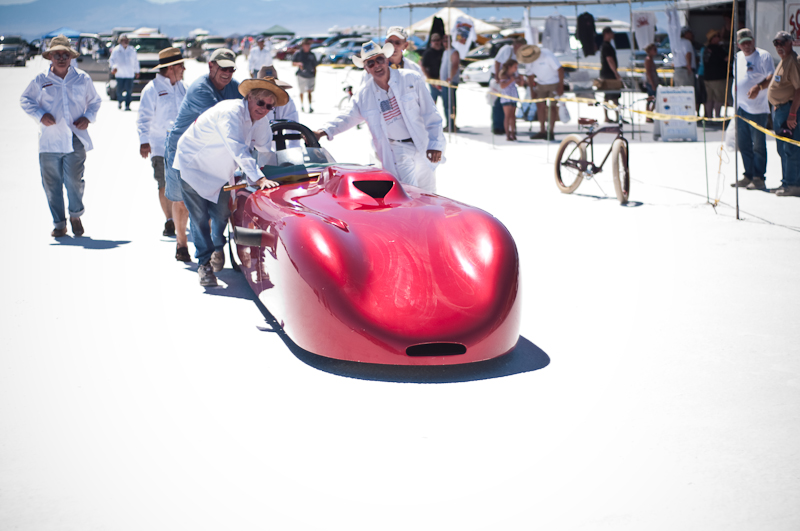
top-left (517, 44), bottom-right (541, 64)
top-left (705, 29), bottom-right (720, 45)
top-left (258, 66), bottom-right (293, 89)
top-left (352, 40), bottom-right (394, 68)
top-left (43, 35), bottom-right (79, 60)
top-left (151, 47), bottom-right (187, 71)
top-left (238, 77), bottom-right (290, 106)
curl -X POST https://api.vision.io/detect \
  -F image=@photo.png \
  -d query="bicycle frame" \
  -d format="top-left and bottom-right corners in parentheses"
top-left (566, 123), bottom-right (628, 177)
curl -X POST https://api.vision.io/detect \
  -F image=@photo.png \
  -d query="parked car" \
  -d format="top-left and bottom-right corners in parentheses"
top-left (106, 33), bottom-right (171, 101)
top-left (320, 38), bottom-right (369, 64)
top-left (196, 35), bottom-right (226, 62)
top-left (275, 36), bottom-right (325, 60)
top-left (313, 33), bottom-right (362, 62)
top-left (0, 35), bottom-right (29, 66)
top-left (74, 33), bottom-right (110, 82)
top-left (460, 37), bottom-right (514, 69)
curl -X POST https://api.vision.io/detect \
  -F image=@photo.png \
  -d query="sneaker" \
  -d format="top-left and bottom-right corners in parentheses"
top-left (163, 219), bottom-right (176, 237)
top-left (175, 246), bottom-right (192, 262)
top-left (198, 263), bottom-right (218, 287)
top-left (69, 217), bottom-right (84, 237)
top-left (730, 176), bottom-right (752, 188)
top-left (746, 177), bottom-right (767, 190)
top-left (51, 227), bottom-right (68, 238)
top-left (776, 185), bottom-right (800, 196)
top-left (308, 107), bottom-right (314, 113)
top-left (770, 186), bottom-right (784, 194)
top-left (210, 250), bottom-right (225, 272)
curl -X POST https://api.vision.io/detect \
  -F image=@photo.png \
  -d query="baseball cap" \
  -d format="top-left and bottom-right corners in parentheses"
top-left (209, 48), bottom-right (236, 68)
top-left (774, 31), bottom-right (792, 44)
top-left (737, 28), bottom-right (754, 44)
top-left (386, 26), bottom-right (408, 40)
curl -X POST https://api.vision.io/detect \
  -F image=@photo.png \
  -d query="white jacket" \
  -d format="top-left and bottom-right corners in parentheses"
top-left (248, 44), bottom-right (273, 72)
top-left (137, 75), bottom-right (187, 157)
top-left (323, 68), bottom-right (444, 178)
top-left (175, 99), bottom-right (273, 202)
top-left (20, 66), bottom-right (102, 153)
top-left (109, 44), bottom-right (140, 78)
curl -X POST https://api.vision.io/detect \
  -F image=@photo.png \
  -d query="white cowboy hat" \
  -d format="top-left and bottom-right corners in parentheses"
top-left (352, 41), bottom-right (394, 69)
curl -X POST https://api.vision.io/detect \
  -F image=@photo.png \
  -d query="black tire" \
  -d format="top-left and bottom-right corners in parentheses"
top-left (555, 134), bottom-right (587, 194)
top-left (611, 139), bottom-right (630, 205)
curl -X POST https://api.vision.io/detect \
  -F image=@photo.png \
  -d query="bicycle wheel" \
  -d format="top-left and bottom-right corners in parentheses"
top-left (554, 134), bottom-right (587, 194)
top-left (611, 138), bottom-right (630, 205)
top-left (338, 95), bottom-right (351, 111)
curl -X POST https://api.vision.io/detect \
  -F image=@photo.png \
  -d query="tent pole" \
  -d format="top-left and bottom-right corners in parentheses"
top-left (733, 0), bottom-right (739, 220)
top-left (379, 8), bottom-right (382, 41)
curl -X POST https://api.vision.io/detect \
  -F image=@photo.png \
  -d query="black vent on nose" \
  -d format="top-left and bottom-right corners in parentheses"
top-left (353, 180), bottom-right (394, 199)
top-left (406, 343), bottom-right (467, 357)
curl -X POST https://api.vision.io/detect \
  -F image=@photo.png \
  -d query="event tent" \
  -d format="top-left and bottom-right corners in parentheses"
top-left (405, 7), bottom-right (500, 35)
top-left (261, 24), bottom-right (294, 37)
top-left (42, 27), bottom-right (81, 39)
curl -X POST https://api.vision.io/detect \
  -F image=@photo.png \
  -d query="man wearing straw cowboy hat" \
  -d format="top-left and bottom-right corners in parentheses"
top-left (174, 77), bottom-right (289, 287)
top-left (165, 48), bottom-right (241, 263)
top-left (315, 41), bottom-right (444, 193)
top-left (137, 47), bottom-right (187, 239)
top-left (20, 34), bottom-right (102, 238)
top-left (517, 43), bottom-right (564, 140)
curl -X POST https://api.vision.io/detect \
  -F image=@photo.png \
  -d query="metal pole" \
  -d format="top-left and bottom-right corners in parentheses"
top-left (733, 0), bottom-right (739, 219)
top-left (379, 8), bottom-right (382, 41)
top-left (575, 4), bottom-right (580, 123)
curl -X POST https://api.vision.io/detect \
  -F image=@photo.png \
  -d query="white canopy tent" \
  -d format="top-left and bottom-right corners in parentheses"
top-left (405, 7), bottom-right (501, 36)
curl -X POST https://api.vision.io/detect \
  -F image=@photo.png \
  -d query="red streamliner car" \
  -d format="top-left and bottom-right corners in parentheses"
top-left (229, 123), bottom-right (521, 365)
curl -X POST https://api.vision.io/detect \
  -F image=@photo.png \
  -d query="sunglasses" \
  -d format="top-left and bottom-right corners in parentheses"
top-left (52, 52), bottom-right (71, 60)
top-left (365, 55), bottom-right (386, 69)
top-left (774, 38), bottom-right (791, 46)
top-left (254, 99), bottom-right (275, 110)
top-left (218, 66), bottom-right (236, 73)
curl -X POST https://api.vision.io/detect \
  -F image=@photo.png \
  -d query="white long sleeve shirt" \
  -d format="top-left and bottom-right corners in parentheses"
top-left (248, 43), bottom-right (273, 72)
top-left (109, 44), bottom-right (140, 78)
top-left (20, 66), bottom-right (102, 153)
top-left (322, 68), bottom-right (445, 179)
top-left (174, 99), bottom-right (273, 202)
top-left (137, 75), bottom-right (187, 157)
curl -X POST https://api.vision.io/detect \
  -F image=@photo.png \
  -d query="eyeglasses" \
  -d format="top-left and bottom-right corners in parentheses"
top-left (365, 55), bottom-right (386, 69)
top-left (255, 100), bottom-right (275, 110)
top-left (52, 52), bottom-right (71, 60)
top-left (218, 66), bottom-right (236, 73)
top-left (773, 38), bottom-right (790, 46)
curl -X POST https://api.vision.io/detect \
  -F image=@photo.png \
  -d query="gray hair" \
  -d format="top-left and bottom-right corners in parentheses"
top-left (247, 88), bottom-right (276, 102)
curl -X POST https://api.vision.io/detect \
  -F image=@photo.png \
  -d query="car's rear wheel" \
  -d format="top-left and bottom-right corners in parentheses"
top-left (611, 138), bottom-right (630, 205)
top-left (555, 134), bottom-right (587, 194)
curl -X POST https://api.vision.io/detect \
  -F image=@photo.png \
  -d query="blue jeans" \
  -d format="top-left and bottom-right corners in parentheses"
top-left (179, 178), bottom-right (230, 266)
top-left (441, 85), bottom-right (457, 131)
top-left (772, 102), bottom-right (800, 187)
top-left (39, 134), bottom-right (86, 229)
top-left (430, 84), bottom-right (443, 105)
top-left (116, 77), bottom-right (133, 108)
top-left (737, 107), bottom-right (769, 180)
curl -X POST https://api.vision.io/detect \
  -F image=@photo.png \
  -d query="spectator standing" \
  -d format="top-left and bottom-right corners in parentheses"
top-left (494, 38), bottom-right (530, 136)
top-left (702, 30), bottom-right (729, 118)
top-left (440, 35), bottom-right (460, 132)
top-left (673, 26), bottom-right (697, 87)
top-left (421, 33), bottom-right (444, 104)
top-left (599, 27), bottom-right (623, 122)
top-left (249, 36), bottom-right (274, 78)
top-left (176, 79), bottom-right (288, 286)
top-left (643, 43), bottom-right (659, 121)
top-left (20, 35), bottom-right (101, 238)
top-left (498, 59), bottom-right (519, 141)
top-left (767, 31), bottom-right (800, 196)
top-left (165, 48), bottom-right (242, 262)
top-left (137, 47), bottom-right (187, 238)
top-left (315, 41), bottom-right (445, 193)
top-left (292, 39), bottom-right (317, 113)
top-left (109, 34), bottom-right (140, 111)
top-left (518, 44), bottom-right (564, 139)
top-left (385, 27), bottom-right (423, 75)
top-left (730, 28), bottom-right (774, 190)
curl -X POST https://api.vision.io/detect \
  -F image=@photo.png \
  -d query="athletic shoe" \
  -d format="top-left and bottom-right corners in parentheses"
top-left (776, 185), bottom-right (800, 196)
top-left (163, 219), bottom-right (176, 237)
top-left (210, 250), bottom-right (225, 272)
top-left (70, 217), bottom-right (84, 237)
top-left (175, 246), bottom-right (192, 262)
top-left (198, 263), bottom-right (218, 287)
top-left (730, 176), bottom-right (752, 188)
top-left (746, 177), bottom-right (767, 190)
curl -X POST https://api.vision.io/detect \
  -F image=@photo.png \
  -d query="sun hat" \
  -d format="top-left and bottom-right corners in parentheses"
top-left (151, 47), bottom-right (186, 70)
top-left (43, 35), bottom-right (79, 60)
top-left (517, 44), bottom-right (541, 64)
top-left (386, 26), bottom-right (408, 40)
top-left (705, 29), bottom-right (720, 44)
top-left (352, 40), bottom-right (394, 68)
top-left (209, 48), bottom-right (236, 68)
top-left (239, 77), bottom-right (289, 106)
top-left (737, 28), bottom-right (754, 44)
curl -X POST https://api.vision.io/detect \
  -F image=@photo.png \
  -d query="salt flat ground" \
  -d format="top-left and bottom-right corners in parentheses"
top-left (1, 55), bottom-right (799, 531)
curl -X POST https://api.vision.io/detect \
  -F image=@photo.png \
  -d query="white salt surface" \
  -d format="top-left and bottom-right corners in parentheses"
top-left (1, 56), bottom-right (799, 530)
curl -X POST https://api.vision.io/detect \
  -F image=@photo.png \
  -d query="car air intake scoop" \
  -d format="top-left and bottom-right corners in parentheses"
top-left (353, 180), bottom-right (394, 199)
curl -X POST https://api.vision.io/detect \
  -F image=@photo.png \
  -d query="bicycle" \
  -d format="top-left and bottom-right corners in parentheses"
top-left (554, 102), bottom-right (630, 205)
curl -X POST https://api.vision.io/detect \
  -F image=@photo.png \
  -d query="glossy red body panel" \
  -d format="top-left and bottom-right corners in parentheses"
top-left (231, 165), bottom-right (521, 365)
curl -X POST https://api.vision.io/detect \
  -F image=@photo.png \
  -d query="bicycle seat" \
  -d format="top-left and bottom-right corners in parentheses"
top-left (578, 118), bottom-right (597, 126)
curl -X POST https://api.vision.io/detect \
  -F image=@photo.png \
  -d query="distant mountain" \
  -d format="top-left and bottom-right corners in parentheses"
top-left (0, 0), bottom-right (398, 39)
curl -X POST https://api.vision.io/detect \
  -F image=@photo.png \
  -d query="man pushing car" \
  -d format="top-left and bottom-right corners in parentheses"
top-left (315, 41), bottom-right (445, 193)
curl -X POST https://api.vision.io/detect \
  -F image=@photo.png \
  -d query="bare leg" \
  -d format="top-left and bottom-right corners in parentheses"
top-left (158, 187), bottom-right (173, 220)
top-left (549, 101), bottom-right (558, 135)
top-left (537, 102), bottom-right (547, 133)
top-left (173, 201), bottom-right (189, 248)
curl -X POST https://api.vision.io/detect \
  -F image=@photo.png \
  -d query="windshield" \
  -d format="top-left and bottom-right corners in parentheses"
top-left (275, 146), bottom-right (336, 166)
top-left (130, 38), bottom-right (172, 53)
top-left (202, 38), bottom-right (226, 45)
top-left (1, 36), bottom-right (23, 45)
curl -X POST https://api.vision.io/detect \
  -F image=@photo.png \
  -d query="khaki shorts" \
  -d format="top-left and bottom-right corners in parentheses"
top-left (297, 75), bottom-right (315, 93)
top-left (534, 83), bottom-right (560, 99)
top-left (151, 155), bottom-right (165, 190)
top-left (704, 79), bottom-right (727, 102)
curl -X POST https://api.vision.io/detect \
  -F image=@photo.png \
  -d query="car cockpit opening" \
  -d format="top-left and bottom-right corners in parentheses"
top-left (406, 343), bottom-right (468, 357)
top-left (353, 180), bottom-right (394, 199)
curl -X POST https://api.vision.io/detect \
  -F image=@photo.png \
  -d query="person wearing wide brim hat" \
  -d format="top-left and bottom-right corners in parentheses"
top-left (149, 47), bottom-right (187, 72)
top-left (42, 35), bottom-right (79, 60)
top-left (174, 76), bottom-right (289, 286)
top-left (702, 28), bottom-right (727, 120)
top-left (257, 67), bottom-right (300, 127)
top-left (517, 44), bottom-right (541, 64)
top-left (705, 29), bottom-right (720, 45)
top-left (315, 39), bottom-right (445, 193)
top-left (517, 43), bottom-right (565, 139)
